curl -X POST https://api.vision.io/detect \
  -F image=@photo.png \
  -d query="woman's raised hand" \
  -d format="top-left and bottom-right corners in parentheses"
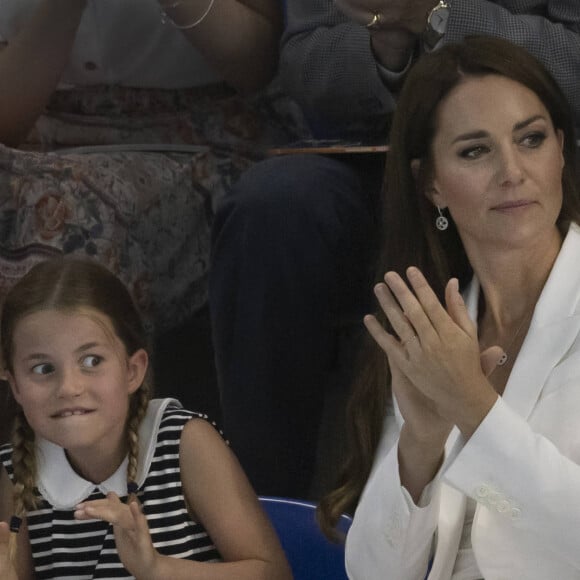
top-left (365, 281), bottom-right (452, 446)
top-left (365, 267), bottom-right (499, 438)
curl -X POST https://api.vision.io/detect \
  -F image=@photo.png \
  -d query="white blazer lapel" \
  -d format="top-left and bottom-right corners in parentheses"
top-left (463, 223), bottom-right (580, 421)
top-left (503, 223), bottom-right (580, 420)
top-left (424, 224), bottom-right (580, 579)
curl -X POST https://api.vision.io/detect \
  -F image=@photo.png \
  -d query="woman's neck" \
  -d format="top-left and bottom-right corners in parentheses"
top-left (467, 228), bottom-right (562, 329)
top-left (470, 229), bottom-right (562, 395)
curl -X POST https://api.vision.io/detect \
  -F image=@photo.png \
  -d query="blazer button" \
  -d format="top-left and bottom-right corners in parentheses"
top-left (476, 484), bottom-right (490, 498)
top-left (496, 500), bottom-right (510, 513)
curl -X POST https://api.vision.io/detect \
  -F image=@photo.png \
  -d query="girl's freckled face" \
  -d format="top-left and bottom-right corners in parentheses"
top-left (8, 309), bottom-right (140, 463)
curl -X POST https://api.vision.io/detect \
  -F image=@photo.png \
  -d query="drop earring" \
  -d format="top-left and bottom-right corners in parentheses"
top-left (435, 206), bottom-right (449, 231)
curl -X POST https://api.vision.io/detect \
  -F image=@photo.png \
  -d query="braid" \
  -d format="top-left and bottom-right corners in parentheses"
top-left (11, 411), bottom-right (38, 514)
top-left (125, 375), bottom-right (152, 499)
top-left (9, 410), bottom-right (38, 561)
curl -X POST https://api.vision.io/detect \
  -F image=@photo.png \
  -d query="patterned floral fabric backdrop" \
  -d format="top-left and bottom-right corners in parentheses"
top-left (0, 81), bottom-right (310, 333)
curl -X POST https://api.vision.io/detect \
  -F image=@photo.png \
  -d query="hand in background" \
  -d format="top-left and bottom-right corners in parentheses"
top-left (334, 0), bottom-right (439, 70)
top-left (334, 0), bottom-right (438, 34)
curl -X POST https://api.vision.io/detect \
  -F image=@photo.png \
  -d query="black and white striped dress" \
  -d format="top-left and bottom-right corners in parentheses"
top-left (0, 398), bottom-right (222, 579)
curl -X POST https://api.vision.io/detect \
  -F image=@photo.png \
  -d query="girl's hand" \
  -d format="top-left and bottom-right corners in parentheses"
top-left (75, 493), bottom-right (159, 579)
top-left (367, 267), bottom-right (499, 437)
top-left (0, 522), bottom-right (19, 580)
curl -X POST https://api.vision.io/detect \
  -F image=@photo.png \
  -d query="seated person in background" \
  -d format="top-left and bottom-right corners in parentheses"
top-left (209, 0), bottom-right (580, 499)
top-left (0, 0), bottom-right (306, 330)
top-left (319, 35), bottom-right (580, 579)
top-left (0, 258), bottom-right (292, 580)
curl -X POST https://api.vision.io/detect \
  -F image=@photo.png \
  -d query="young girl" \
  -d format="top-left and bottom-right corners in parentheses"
top-left (0, 258), bottom-right (292, 580)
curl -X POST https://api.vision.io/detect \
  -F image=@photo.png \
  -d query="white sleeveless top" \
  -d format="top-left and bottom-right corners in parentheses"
top-left (0, 0), bottom-right (220, 88)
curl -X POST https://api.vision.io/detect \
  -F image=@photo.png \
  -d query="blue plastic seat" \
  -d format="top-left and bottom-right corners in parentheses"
top-left (259, 496), bottom-right (352, 580)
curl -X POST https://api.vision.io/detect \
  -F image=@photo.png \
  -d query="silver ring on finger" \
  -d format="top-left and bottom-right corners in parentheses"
top-left (402, 334), bottom-right (418, 347)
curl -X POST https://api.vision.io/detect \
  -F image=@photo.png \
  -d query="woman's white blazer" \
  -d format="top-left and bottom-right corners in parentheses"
top-left (346, 222), bottom-right (580, 580)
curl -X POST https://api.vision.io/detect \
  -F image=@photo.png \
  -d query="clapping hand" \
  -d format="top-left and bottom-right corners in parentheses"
top-left (75, 493), bottom-right (159, 580)
top-left (365, 267), bottom-right (499, 439)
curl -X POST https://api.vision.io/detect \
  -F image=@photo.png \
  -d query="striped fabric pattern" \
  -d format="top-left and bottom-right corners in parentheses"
top-left (0, 405), bottom-right (221, 579)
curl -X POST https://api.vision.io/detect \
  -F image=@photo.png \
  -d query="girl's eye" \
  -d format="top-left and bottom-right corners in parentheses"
top-left (82, 355), bottom-right (102, 369)
top-left (31, 363), bottom-right (55, 375)
top-left (459, 145), bottom-right (489, 160)
top-left (521, 131), bottom-right (547, 148)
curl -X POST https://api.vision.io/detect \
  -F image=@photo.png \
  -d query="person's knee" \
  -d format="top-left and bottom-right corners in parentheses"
top-left (216, 154), bottom-right (364, 227)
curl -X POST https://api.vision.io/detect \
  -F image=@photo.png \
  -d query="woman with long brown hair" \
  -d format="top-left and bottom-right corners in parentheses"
top-left (320, 35), bottom-right (580, 579)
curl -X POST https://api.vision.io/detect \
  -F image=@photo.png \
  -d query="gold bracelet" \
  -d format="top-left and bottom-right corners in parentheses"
top-left (161, 0), bottom-right (217, 29)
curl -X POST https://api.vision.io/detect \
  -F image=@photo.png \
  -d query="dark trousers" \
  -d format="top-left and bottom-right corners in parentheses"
top-left (209, 152), bottom-right (385, 498)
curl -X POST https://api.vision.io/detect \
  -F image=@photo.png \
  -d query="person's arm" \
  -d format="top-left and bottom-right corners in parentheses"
top-left (280, 0), bottom-right (580, 137)
top-left (0, 0), bottom-right (89, 146)
top-left (345, 416), bottom-right (441, 580)
top-left (77, 418), bottom-right (292, 579)
top-left (345, 269), bottom-right (510, 579)
top-left (279, 0), bottom-right (398, 138)
top-left (443, 0), bottom-right (580, 124)
top-left (145, 418), bottom-right (292, 579)
top-left (158, 0), bottom-right (282, 93)
top-left (445, 393), bottom-right (580, 568)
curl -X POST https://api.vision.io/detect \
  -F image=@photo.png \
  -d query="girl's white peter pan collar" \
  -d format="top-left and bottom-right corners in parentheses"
top-left (35, 398), bottom-right (181, 510)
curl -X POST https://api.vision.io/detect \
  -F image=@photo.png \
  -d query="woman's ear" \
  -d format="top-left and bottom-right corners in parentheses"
top-left (427, 186), bottom-right (446, 209)
top-left (6, 371), bottom-right (22, 404)
top-left (411, 158), bottom-right (444, 208)
top-left (126, 349), bottom-right (149, 395)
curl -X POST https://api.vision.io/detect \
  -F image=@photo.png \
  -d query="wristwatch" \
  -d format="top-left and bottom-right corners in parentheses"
top-left (423, 0), bottom-right (451, 51)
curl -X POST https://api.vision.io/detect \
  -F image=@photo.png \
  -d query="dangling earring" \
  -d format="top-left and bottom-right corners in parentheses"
top-left (435, 206), bottom-right (449, 231)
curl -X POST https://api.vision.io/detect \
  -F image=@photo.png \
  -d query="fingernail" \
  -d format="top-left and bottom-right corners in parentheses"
top-left (384, 272), bottom-right (397, 285)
